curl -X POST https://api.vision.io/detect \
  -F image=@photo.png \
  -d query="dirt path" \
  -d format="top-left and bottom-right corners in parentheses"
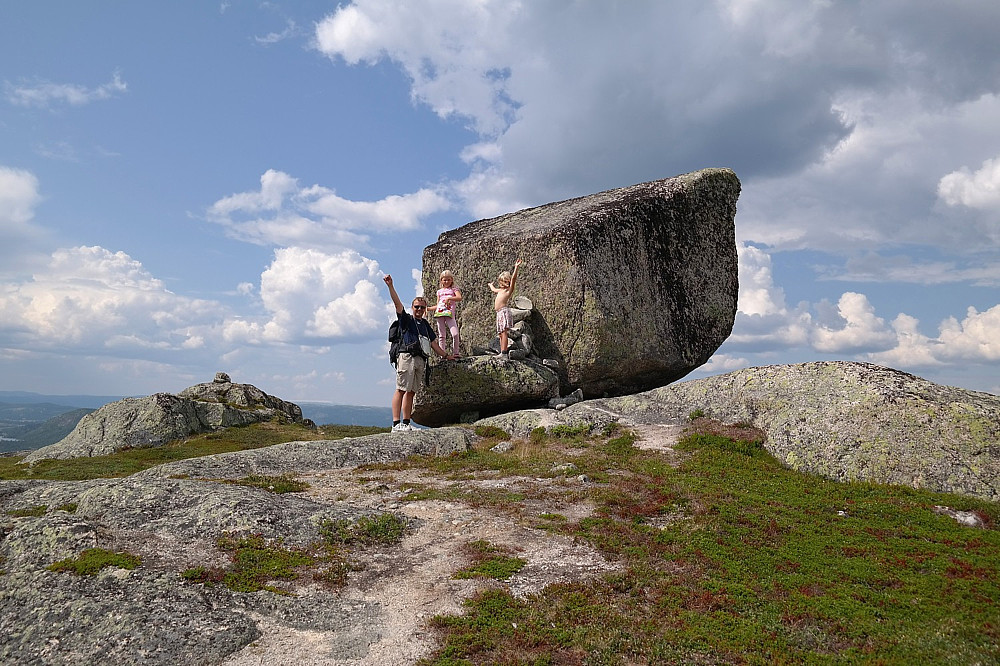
top-left (222, 424), bottom-right (684, 665)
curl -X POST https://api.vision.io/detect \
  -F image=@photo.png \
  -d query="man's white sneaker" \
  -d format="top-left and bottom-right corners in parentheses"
top-left (391, 423), bottom-right (407, 432)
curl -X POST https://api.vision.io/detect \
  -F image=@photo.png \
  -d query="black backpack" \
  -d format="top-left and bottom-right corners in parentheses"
top-left (388, 318), bottom-right (427, 367)
top-left (388, 320), bottom-right (402, 367)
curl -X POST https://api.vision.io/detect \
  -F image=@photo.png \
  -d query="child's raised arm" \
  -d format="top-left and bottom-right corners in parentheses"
top-left (509, 259), bottom-right (521, 292)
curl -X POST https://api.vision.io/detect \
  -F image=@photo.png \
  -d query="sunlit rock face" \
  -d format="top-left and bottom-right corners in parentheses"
top-left (416, 168), bottom-right (740, 423)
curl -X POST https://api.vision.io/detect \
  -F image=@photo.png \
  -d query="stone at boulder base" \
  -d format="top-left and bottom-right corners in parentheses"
top-left (421, 168), bottom-right (740, 405)
top-left (413, 355), bottom-right (560, 426)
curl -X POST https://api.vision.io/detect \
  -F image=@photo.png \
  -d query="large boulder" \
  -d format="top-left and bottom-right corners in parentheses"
top-left (421, 168), bottom-right (739, 402)
top-left (413, 356), bottom-right (560, 426)
top-left (23, 375), bottom-right (304, 462)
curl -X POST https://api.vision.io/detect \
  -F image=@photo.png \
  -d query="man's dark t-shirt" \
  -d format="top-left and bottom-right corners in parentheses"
top-left (397, 310), bottom-right (436, 354)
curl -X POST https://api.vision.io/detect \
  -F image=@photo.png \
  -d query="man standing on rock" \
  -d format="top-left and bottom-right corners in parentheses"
top-left (383, 274), bottom-right (452, 431)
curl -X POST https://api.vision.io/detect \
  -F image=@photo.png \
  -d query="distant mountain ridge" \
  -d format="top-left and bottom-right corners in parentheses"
top-left (297, 402), bottom-right (392, 427)
top-left (0, 391), bottom-right (126, 410)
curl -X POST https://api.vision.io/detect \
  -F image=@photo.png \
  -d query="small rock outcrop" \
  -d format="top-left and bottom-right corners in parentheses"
top-left (421, 168), bottom-right (740, 409)
top-left (23, 376), bottom-right (304, 462)
top-left (478, 361), bottom-right (1000, 502)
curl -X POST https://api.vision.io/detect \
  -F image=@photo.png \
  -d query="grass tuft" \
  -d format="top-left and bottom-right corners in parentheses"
top-left (320, 513), bottom-right (408, 546)
top-left (453, 540), bottom-right (527, 580)
top-left (224, 474), bottom-right (310, 493)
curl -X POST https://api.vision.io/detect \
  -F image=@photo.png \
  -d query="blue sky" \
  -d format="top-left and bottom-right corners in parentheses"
top-left (2, 1), bottom-right (998, 407)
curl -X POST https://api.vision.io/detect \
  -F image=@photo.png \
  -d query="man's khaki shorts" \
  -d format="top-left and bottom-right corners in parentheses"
top-left (396, 353), bottom-right (426, 392)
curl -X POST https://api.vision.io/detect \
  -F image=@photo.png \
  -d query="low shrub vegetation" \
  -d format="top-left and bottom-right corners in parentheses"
top-left (225, 474), bottom-right (310, 494)
top-left (453, 540), bottom-right (526, 580)
top-left (213, 533), bottom-right (314, 594)
top-left (403, 419), bottom-right (1000, 665)
top-left (473, 425), bottom-right (511, 440)
top-left (5, 504), bottom-right (47, 517)
top-left (320, 513), bottom-right (408, 546)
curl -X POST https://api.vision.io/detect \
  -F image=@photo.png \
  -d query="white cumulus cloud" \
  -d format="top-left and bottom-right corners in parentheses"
top-left (207, 169), bottom-right (450, 250)
top-left (223, 247), bottom-right (386, 344)
top-left (810, 292), bottom-right (897, 354)
top-left (938, 156), bottom-right (1000, 210)
top-left (0, 246), bottom-right (219, 353)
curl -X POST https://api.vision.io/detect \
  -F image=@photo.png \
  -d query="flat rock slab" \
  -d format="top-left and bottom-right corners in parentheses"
top-left (412, 356), bottom-right (560, 426)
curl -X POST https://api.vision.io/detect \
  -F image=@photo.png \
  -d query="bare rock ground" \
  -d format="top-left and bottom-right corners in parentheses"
top-left (222, 425), bottom-right (684, 665)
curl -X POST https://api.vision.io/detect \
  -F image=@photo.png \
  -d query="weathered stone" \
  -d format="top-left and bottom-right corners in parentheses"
top-left (134, 427), bottom-right (474, 481)
top-left (412, 356), bottom-right (560, 426)
top-left (548, 388), bottom-right (584, 409)
top-left (422, 168), bottom-right (739, 400)
top-left (0, 427), bottom-right (472, 664)
top-left (482, 361), bottom-right (1000, 502)
top-left (24, 379), bottom-right (304, 462)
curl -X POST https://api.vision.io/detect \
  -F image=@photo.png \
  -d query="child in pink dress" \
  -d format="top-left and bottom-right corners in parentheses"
top-left (433, 270), bottom-right (462, 358)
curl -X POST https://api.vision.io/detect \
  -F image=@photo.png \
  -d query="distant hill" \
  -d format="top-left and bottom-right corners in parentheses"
top-left (298, 402), bottom-right (392, 427)
top-left (0, 391), bottom-right (124, 410)
top-left (0, 408), bottom-right (94, 453)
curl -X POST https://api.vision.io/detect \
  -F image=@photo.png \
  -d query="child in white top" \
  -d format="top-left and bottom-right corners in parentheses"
top-left (489, 259), bottom-right (521, 359)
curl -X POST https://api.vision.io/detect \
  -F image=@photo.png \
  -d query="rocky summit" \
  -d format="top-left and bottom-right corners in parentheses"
top-left (23, 374), bottom-right (304, 462)
top-left (419, 168), bottom-right (740, 422)
top-left (1, 362), bottom-right (997, 664)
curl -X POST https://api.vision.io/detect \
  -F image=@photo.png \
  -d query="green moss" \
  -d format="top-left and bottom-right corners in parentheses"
top-left (5, 504), bottom-right (47, 517)
top-left (48, 548), bottom-right (141, 575)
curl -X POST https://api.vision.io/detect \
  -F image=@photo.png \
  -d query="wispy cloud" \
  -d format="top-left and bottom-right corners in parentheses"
top-left (255, 19), bottom-right (299, 45)
top-left (5, 71), bottom-right (127, 108)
